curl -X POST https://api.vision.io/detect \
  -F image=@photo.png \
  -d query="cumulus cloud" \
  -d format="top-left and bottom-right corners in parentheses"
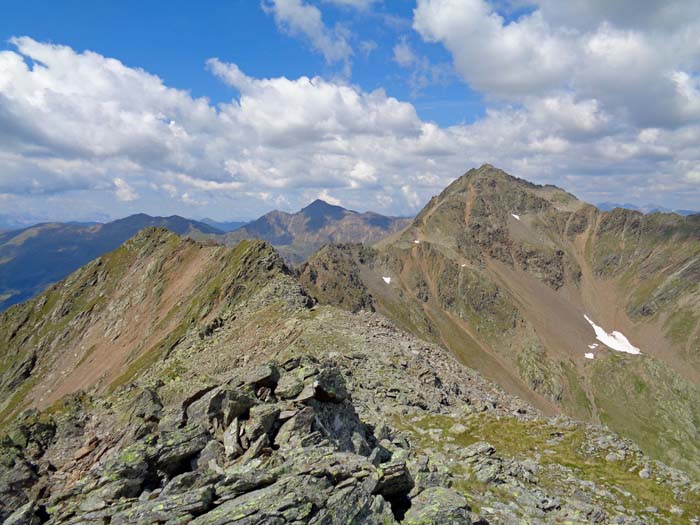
top-left (0, 35), bottom-right (699, 220)
top-left (114, 178), bottom-right (138, 201)
top-left (413, 0), bottom-right (700, 127)
top-left (261, 0), bottom-right (353, 68)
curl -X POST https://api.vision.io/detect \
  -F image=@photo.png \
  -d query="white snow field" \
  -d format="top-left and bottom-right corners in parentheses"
top-left (584, 315), bottom-right (641, 355)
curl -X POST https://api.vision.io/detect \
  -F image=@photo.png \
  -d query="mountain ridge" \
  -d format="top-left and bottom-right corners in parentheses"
top-left (301, 164), bottom-right (700, 476)
top-left (1, 224), bottom-right (699, 523)
top-left (0, 214), bottom-right (223, 312)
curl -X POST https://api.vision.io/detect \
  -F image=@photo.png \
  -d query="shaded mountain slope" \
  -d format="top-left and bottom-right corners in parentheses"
top-left (301, 164), bottom-right (700, 476)
top-left (222, 199), bottom-right (411, 263)
top-left (0, 214), bottom-right (222, 311)
top-left (0, 229), bottom-right (698, 524)
top-left (199, 218), bottom-right (247, 232)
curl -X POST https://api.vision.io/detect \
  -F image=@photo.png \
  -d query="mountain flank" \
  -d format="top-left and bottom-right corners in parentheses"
top-left (0, 214), bottom-right (221, 312)
top-left (0, 227), bottom-right (698, 523)
top-left (301, 164), bottom-right (700, 477)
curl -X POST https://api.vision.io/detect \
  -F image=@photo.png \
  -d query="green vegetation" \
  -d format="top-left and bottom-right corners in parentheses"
top-left (396, 412), bottom-right (700, 519)
top-left (591, 354), bottom-right (700, 477)
top-left (664, 307), bottom-right (698, 346)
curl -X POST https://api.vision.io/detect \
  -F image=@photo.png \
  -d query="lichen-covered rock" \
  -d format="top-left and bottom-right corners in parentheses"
top-left (186, 388), bottom-right (255, 432)
top-left (403, 487), bottom-right (471, 525)
top-left (156, 424), bottom-right (210, 477)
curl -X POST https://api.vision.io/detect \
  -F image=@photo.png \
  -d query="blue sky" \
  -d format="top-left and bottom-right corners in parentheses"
top-left (1, 0), bottom-right (699, 223)
top-left (0, 0), bottom-right (480, 126)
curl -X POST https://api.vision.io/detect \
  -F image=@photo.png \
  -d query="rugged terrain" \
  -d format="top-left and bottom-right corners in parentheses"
top-left (1, 228), bottom-right (699, 523)
top-left (222, 199), bottom-right (410, 263)
top-left (0, 214), bottom-right (222, 312)
top-left (301, 164), bottom-right (700, 477)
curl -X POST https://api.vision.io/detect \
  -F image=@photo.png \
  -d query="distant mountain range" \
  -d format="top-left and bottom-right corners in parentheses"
top-left (0, 214), bottom-right (221, 311)
top-left (0, 202), bottom-right (409, 311)
top-left (596, 202), bottom-right (698, 216)
top-left (199, 218), bottom-right (248, 232)
top-left (222, 199), bottom-right (411, 262)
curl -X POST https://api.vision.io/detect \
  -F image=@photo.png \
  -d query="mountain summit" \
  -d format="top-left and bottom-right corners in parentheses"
top-left (302, 164), bottom-right (700, 476)
top-left (223, 199), bottom-right (410, 262)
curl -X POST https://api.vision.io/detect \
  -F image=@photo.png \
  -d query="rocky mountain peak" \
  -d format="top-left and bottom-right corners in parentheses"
top-left (300, 199), bottom-right (349, 230)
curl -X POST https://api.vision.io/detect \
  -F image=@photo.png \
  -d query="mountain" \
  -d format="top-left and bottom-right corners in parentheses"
top-left (0, 214), bottom-right (222, 311)
top-left (222, 199), bottom-right (411, 262)
top-left (199, 218), bottom-right (248, 232)
top-left (597, 202), bottom-right (698, 216)
top-left (1, 227), bottom-right (698, 524)
top-left (301, 164), bottom-right (700, 477)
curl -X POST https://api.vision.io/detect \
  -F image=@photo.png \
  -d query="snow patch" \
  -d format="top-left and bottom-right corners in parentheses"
top-left (414, 240), bottom-right (420, 244)
top-left (461, 264), bottom-right (467, 267)
top-left (584, 353), bottom-right (595, 360)
top-left (382, 276), bottom-right (391, 284)
top-left (584, 315), bottom-right (641, 355)
top-left (588, 343), bottom-right (598, 350)
top-left (511, 213), bottom-right (521, 221)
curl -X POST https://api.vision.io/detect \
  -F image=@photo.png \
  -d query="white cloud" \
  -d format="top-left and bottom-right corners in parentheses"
top-left (413, 0), bottom-right (573, 98)
top-left (262, 0), bottom-right (352, 67)
top-left (318, 189), bottom-right (341, 205)
top-left (1, 36), bottom-right (700, 221)
top-left (114, 178), bottom-right (138, 201)
top-left (412, 0), bottom-right (700, 128)
top-left (393, 40), bottom-right (416, 67)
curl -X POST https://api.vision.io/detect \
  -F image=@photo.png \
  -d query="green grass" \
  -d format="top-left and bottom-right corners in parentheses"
top-left (395, 412), bottom-right (700, 520)
top-left (664, 308), bottom-right (698, 346)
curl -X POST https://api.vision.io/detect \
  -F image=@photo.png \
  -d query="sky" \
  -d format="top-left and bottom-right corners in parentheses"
top-left (1, 0), bottom-right (699, 223)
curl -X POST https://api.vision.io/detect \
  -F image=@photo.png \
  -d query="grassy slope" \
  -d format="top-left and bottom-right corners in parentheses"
top-left (0, 228), bottom-right (288, 424)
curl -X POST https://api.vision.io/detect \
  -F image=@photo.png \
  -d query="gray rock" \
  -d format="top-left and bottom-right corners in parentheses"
top-left (374, 461), bottom-right (414, 498)
top-left (187, 388), bottom-right (255, 432)
top-left (156, 424), bottom-right (210, 477)
top-left (243, 404), bottom-right (280, 443)
top-left (2, 501), bottom-right (45, 525)
top-left (312, 367), bottom-right (348, 403)
top-left (275, 373), bottom-right (304, 399)
top-left (245, 364), bottom-right (280, 391)
top-left (403, 487), bottom-right (472, 524)
top-left (222, 419), bottom-right (243, 459)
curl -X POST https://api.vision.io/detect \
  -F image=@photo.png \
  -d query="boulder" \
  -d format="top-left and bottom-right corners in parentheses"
top-left (403, 487), bottom-right (472, 525)
top-left (312, 367), bottom-right (347, 403)
top-left (186, 388), bottom-right (255, 432)
top-left (243, 405), bottom-right (280, 443)
top-left (156, 424), bottom-right (210, 477)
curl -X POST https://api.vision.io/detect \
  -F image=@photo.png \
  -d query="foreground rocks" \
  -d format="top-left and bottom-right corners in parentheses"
top-left (1, 285), bottom-right (699, 524)
top-left (0, 357), bottom-right (463, 524)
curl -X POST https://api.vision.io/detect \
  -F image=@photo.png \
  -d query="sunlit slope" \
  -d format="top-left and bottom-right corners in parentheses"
top-left (302, 164), bottom-right (700, 474)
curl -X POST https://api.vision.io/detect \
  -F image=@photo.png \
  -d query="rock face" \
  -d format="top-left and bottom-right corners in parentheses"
top-left (302, 164), bottom-right (700, 477)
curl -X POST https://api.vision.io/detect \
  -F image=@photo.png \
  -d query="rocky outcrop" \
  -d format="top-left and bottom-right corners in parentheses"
top-left (2, 323), bottom-right (698, 524)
